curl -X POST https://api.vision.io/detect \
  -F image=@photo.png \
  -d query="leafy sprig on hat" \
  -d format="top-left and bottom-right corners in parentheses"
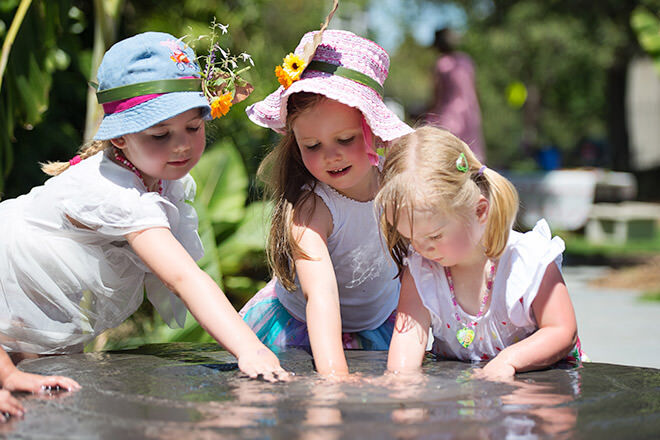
top-left (274, 0), bottom-right (339, 89)
top-left (192, 19), bottom-right (254, 118)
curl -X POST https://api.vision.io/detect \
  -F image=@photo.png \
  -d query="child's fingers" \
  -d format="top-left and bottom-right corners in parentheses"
top-left (259, 368), bottom-right (291, 383)
top-left (0, 391), bottom-right (24, 421)
top-left (471, 366), bottom-right (514, 383)
top-left (38, 376), bottom-right (81, 392)
top-left (243, 366), bottom-right (291, 383)
top-left (273, 368), bottom-right (292, 382)
top-left (3, 371), bottom-right (81, 394)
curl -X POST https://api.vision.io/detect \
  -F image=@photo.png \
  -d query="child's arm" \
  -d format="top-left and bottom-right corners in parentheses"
top-left (291, 195), bottom-right (348, 378)
top-left (387, 267), bottom-right (431, 374)
top-left (478, 262), bottom-right (577, 380)
top-left (127, 227), bottom-right (289, 382)
top-left (0, 348), bottom-right (80, 394)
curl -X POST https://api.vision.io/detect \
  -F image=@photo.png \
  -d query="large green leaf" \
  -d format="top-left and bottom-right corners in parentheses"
top-left (190, 140), bottom-right (248, 224)
top-left (194, 200), bottom-right (223, 287)
top-left (217, 201), bottom-right (271, 274)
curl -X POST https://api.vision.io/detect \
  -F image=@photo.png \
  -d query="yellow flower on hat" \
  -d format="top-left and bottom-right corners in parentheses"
top-left (211, 92), bottom-right (233, 119)
top-left (275, 53), bottom-right (306, 89)
top-left (283, 53), bottom-right (306, 80)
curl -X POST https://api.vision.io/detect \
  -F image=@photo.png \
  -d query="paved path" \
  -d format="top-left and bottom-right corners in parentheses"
top-left (564, 265), bottom-right (660, 369)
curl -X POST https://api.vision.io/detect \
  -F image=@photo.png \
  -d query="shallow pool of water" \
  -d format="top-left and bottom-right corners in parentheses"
top-left (6, 342), bottom-right (660, 438)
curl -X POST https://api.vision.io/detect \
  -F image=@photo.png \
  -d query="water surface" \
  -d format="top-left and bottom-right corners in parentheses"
top-left (6, 342), bottom-right (660, 439)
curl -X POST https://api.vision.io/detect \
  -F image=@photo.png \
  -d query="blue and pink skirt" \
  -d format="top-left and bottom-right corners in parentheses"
top-left (239, 280), bottom-right (396, 353)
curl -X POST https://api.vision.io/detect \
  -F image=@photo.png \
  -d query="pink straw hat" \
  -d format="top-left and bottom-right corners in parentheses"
top-left (246, 30), bottom-right (412, 142)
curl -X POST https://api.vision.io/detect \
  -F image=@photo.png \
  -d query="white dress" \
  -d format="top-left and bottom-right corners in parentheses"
top-left (406, 220), bottom-right (565, 362)
top-left (0, 151), bottom-right (203, 354)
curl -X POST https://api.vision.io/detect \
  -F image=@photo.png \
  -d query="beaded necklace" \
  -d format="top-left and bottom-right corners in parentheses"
top-left (113, 148), bottom-right (163, 194)
top-left (444, 259), bottom-right (496, 349)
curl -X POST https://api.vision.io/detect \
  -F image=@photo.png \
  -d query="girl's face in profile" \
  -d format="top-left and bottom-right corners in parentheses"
top-left (111, 108), bottom-right (206, 186)
top-left (292, 99), bottom-right (376, 201)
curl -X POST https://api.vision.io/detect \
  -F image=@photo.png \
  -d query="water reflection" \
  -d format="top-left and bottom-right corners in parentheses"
top-left (497, 371), bottom-right (579, 439)
top-left (10, 343), bottom-right (660, 439)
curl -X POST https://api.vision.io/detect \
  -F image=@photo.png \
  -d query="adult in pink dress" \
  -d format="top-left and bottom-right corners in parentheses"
top-left (426, 28), bottom-right (486, 162)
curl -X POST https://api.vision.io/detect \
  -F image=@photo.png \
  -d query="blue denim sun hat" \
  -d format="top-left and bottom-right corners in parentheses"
top-left (93, 31), bottom-right (212, 140)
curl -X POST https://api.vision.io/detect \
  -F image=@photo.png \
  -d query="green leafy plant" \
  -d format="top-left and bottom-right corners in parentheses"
top-left (631, 6), bottom-right (660, 74)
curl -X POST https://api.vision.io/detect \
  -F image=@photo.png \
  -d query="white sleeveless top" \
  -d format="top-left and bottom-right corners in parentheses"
top-left (275, 182), bottom-right (400, 332)
top-left (406, 220), bottom-right (565, 362)
top-left (0, 151), bottom-right (203, 354)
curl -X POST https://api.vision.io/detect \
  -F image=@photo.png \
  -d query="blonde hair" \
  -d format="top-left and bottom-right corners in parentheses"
top-left (41, 140), bottom-right (112, 176)
top-left (258, 92), bottom-right (327, 291)
top-left (375, 126), bottom-right (519, 275)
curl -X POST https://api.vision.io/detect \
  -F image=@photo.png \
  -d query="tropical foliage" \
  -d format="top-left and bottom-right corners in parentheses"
top-left (390, 0), bottom-right (660, 170)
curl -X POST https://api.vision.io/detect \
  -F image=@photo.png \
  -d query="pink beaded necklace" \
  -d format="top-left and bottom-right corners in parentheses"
top-left (113, 148), bottom-right (163, 194)
top-left (444, 259), bottom-right (496, 349)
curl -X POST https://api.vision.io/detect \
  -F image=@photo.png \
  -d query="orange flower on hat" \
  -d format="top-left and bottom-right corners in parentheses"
top-left (275, 53), bottom-right (306, 88)
top-left (211, 92), bottom-right (233, 119)
top-left (275, 65), bottom-right (292, 88)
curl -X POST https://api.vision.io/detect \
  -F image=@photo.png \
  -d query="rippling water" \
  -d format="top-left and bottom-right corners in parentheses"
top-left (7, 342), bottom-right (660, 439)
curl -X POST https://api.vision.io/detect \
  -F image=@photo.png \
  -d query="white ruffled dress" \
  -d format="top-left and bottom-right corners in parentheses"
top-left (406, 220), bottom-right (567, 362)
top-left (0, 151), bottom-right (203, 354)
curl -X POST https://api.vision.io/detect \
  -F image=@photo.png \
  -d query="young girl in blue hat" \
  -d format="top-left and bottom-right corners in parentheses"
top-left (0, 31), bottom-right (288, 416)
top-left (376, 126), bottom-right (584, 380)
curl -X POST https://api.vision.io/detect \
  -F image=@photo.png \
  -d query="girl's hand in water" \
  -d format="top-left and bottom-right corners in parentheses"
top-left (0, 390), bottom-right (23, 422)
top-left (2, 369), bottom-right (81, 394)
top-left (237, 346), bottom-right (291, 383)
top-left (472, 358), bottom-right (516, 382)
top-left (320, 371), bottom-right (365, 383)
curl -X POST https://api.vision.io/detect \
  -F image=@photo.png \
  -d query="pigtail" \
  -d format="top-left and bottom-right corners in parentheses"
top-left (41, 140), bottom-right (111, 176)
top-left (475, 166), bottom-right (519, 259)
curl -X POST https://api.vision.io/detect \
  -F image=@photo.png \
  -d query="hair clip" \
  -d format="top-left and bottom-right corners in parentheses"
top-left (478, 165), bottom-right (487, 175)
top-left (456, 152), bottom-right (469, 173)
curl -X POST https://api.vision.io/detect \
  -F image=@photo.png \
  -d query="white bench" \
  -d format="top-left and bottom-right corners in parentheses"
top-left (585, 202), bottom-right (660, 244)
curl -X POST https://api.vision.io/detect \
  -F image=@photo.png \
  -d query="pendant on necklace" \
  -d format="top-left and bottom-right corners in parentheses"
top-left (456, 327), bottom-right (475, 348)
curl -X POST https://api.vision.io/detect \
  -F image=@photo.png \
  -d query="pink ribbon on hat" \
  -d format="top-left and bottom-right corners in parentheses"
top-left (100, 76), bottom-right (197, 114)
top-left (361, 115), bottom-right (379, 166)
top-left (102, 94), bottom-right (162, 114)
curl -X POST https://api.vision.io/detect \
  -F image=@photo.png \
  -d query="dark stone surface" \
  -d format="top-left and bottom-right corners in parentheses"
top-left (3, 342), bottom-right (660, 439)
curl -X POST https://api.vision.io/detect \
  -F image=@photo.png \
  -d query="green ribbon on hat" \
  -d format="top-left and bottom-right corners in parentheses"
top-left (91, 78), bottom-right (203, 104)
top-left (306, 61), bottom-right (384, 97)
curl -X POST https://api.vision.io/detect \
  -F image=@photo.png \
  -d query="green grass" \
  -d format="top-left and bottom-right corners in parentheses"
top-left (560, 231), bottom-right (660, 258)
top-left (640, 291), bottom-right (660, 302)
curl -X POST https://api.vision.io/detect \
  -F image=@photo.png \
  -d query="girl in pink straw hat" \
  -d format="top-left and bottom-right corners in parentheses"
top-left (0, 30), bottom-right (288, 411)
top-left (239, 6), bottom-right (413, 378)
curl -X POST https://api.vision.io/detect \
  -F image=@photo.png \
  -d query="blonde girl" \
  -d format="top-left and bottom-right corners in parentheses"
top-left (377, 126), bottom-right (583, 380)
